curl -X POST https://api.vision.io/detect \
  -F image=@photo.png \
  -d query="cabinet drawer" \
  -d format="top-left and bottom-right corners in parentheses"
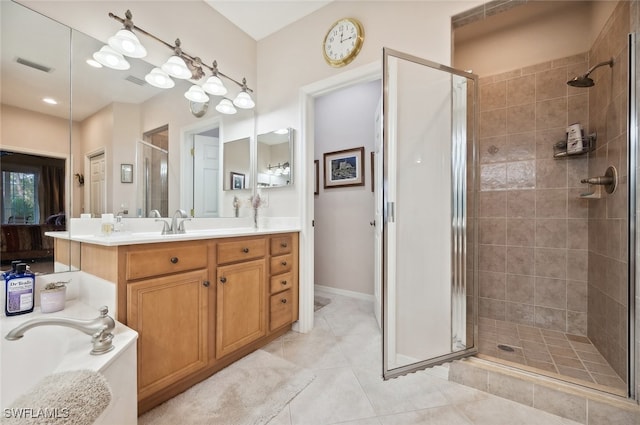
top-left (270, 290), bottom-right (293, 331)
top-left (270, 254), bottom-right (293, 275)
top-left (270, 272), bottom-right (292, 294)
top-left (126, 244), bottom-right (207, 280)
top-left (217, 238), bottom-right (265, 264)
top-left (270, 235), bottom-right (292, 256)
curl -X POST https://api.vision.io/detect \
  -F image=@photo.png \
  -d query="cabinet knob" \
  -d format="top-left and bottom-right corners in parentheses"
top-left (242, 247), bottom-right (250, 253)
top-left (280, 242), bottom-right (288, 248)
top-left (280, 298), bottom-right (287, 304)
top-left (219, 277), bottom-right (227, 284)
top-left (170, 257), bottom-right (179, 264)
top-left (203, 281), bottom-right (210, 287)
top-left (281, 280), bottom-right (288, 286)
top-left (281, 261), bottom-right (287, 266)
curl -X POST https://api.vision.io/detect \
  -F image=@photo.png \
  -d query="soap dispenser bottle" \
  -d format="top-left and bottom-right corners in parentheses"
top-left (5, 262), bottom-right (35, 316)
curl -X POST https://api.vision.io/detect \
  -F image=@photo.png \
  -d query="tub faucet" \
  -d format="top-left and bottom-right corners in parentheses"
top-left (5, 306), bottom-right (115, 355)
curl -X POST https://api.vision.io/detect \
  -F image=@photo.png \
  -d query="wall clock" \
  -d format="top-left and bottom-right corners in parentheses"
top-left (189, 100), bottom-right (209, 118)
top-left (322, 17), bottom-right (364, 68)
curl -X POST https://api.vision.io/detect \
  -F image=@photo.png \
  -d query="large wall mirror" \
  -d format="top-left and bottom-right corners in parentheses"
top-left (257, 128), bottom-right (293, 188)
top-left (0, 1), bottom-right (255, 275)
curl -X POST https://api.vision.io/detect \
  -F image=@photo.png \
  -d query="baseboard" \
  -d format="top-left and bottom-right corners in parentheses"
top-left (314, 284), bottom-right (375, 302)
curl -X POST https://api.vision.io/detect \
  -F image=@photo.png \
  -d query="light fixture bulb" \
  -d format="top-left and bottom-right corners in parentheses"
top-left (202, 75), bottom-right (227, 96)
top-left (108, 29), bottom-right (147, 58)
top-left (233, 90), bottom-right (255, 109)
top-left (184, 85), bottom-right (209, 103)
top-left (93, 45), bottom-right (130, 70)
top-left (215, 99), bottom-right (237, 115)
top-left (274, 128), bottom-right (289, 135)
top-left (145, 67), bottom-right (175, 89)
top-left (86, 59), bottom-right (103, 68)
top-left (42, 97), bottom-right (57, 105)
top-left (161, 55), bottom-right (192, 79)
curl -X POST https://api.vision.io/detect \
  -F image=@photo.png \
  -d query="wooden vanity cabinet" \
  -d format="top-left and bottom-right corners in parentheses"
top-left (106, 232), bottom-right (299, 414)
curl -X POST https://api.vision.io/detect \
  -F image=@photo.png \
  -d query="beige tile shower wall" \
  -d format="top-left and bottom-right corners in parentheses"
top-left (587, 0), bottom-right (630, 382)
top-left (477, 53), bottom-right (591, 336)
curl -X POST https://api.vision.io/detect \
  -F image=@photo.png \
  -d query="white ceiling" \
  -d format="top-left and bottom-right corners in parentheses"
top-left (204, 0), bottom-right (332, 40)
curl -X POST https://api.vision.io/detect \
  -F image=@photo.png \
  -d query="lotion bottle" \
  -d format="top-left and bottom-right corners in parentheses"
top-left (5, 262), bottom-right (35, 316)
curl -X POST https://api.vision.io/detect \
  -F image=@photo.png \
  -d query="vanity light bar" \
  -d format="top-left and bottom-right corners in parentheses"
top-left (107, 10), bottom-right (253, 93)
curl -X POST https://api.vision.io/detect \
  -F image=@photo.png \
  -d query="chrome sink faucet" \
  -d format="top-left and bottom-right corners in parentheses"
top-left (5, 306), bottom-right (116, 355)
top-left (156, 209), bottom-right (190, 234)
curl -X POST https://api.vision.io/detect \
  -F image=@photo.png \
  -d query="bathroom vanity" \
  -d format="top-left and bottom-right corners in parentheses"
top-left (57, 228), bottom-right (299, 414)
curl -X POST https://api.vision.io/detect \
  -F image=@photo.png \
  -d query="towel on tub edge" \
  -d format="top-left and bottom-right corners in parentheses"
top-left (4, 369), bottom-right (111, 425)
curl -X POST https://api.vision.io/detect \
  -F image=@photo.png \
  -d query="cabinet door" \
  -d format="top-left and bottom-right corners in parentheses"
top-left (127, 269), bottom-right (209, 400)
top-left (216, 259), bottom-right (266, 358)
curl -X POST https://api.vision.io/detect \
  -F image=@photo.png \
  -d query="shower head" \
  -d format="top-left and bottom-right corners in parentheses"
top-left (567, 58), bottom-right (614, 88)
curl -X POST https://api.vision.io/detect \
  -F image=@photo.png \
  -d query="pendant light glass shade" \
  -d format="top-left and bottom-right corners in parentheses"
top-left (145, 67), bottom-right (175, 89)
top-left (215, 99), bottom-right (237, 115)
top-left (93, 45), bottom-right (130, 70)
top-left (202, 75), bottom-right (227, 96)
top-left (108, 29), bottom-right (147, 58)
top-left (184, 85), bottom-right (209, 103)
top-left (161, 55), bottom-right (192, 79)
top-left (233, 90), bottom-right (255, 109)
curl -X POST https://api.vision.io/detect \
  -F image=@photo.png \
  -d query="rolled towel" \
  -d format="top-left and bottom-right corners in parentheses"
top-left (4, 370), bottom-right (111, 425)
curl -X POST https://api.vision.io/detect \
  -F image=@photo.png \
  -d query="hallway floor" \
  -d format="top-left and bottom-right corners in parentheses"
top-left (263, 291), bottom-right (582, 425)
top-left (478, 317), bottom-right (626, 394)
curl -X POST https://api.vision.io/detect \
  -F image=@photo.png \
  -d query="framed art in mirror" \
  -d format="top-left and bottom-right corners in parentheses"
top-left (121, 164), bottom-right (133, 183)
top-left (323, 147), bottom-right (365, 189)
top-left (231, 172), bottom-right (245, 190)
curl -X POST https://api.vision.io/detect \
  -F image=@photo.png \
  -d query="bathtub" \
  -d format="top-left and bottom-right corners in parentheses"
top-left (0, 300), bottom-right (138, 424)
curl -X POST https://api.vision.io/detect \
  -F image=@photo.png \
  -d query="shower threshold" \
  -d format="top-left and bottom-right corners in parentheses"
top-left (477, 318), bottom-right (626, 396)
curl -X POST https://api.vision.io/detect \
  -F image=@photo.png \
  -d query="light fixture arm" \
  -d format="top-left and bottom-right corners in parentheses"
top-left (108, 11), bottom-right (253, 92)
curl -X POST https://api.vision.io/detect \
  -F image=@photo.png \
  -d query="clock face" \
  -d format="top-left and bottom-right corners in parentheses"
top-left (323, 18), bottom-right (364, 67)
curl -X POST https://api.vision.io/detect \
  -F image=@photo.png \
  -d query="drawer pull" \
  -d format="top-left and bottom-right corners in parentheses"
top-left (281, 280), bottom-right (288, 286)
top-left (242, 247), bottom-right (250, 253)
top-left (170, 257), bottom-right (179, 264)
top-left (203, 281), bottom-right (210, 287)
top-left (280, 242), bottom-right (288, 248)
top-left (281, 261), bottom-right (287, 266)
top-left (219, 277), bottom-right (227, 284)
top-left (280, 298), bottom-right (287, 304)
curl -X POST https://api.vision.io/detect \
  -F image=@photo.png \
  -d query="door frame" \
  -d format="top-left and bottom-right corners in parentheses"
top-left (298, 61), bottom-right (382, 333)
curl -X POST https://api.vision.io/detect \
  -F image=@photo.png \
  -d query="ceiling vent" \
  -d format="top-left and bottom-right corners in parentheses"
top-left (16, 57), bottom-right (52, 73)
top-left (125, 75), bottom-right (146, 86)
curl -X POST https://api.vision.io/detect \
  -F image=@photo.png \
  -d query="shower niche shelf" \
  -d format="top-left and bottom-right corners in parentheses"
top-left (553, 133), bottom-right (596, 158)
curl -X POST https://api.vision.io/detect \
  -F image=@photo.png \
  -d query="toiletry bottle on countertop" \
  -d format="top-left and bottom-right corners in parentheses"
top-left (5, 262), bottom-right (35, 316)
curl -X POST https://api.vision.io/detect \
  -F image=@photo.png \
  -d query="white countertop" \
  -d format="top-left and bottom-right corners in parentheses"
top-left (46, 217), bottom-right (301, 247)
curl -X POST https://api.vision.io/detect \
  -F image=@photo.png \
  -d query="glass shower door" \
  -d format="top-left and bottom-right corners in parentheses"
top-left (382, 48), bottom-right (478, 378)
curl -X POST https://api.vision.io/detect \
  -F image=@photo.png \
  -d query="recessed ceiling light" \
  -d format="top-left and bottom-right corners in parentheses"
top-left (86, 58), bottom-right (103, 68)
top-left (42, 97), bottom-right (58, 105)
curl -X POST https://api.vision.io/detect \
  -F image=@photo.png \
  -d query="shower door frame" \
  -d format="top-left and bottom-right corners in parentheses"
top-left (381, 47), bottom-right (479, 379)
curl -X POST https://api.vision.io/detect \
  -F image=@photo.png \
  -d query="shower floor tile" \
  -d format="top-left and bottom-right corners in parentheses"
top-left (478, 319), bottom-right (626, 393)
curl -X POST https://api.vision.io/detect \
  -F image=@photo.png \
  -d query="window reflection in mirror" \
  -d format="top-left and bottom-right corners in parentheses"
top-left (257, 128), bottom-right (293, 188)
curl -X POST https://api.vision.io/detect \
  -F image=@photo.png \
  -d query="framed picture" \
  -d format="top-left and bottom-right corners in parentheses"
top-left (314, 160), bottom-right (320, 195)
top-left (323, 147), bottom-right (365, 189)
top-left (120, 163), bottom-right (133, 183)
top-left (230, 172), bottom-right (245, 190)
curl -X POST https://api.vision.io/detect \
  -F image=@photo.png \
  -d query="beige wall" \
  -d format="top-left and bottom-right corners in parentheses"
top-left (454, 1), bottom-right (617, 77)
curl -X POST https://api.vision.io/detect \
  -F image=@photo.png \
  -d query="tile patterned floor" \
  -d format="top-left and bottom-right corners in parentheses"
top-left (262, 291), bottom-right (582, 425)
top-left (478, 317), bottom-right (626, 393)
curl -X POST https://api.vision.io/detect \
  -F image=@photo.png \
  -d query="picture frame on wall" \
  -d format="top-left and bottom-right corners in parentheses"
top-left (314, 160), bottom-right (320, 195)
top-left (230, 172), bottom-right (245, 190)
top-left (323, 146), bottom-right (365, 189)
top-left (120, 163), bottom-right (133, 183)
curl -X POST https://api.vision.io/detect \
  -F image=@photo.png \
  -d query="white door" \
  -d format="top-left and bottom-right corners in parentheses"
top-left (373, 96), bottom-right (383, 329)
top-left (382, 48), bottom-right (478, 378)
top-left (193, 135), bottom-right (219, 217)
top-left (89, 153), bottom-right (105, 216)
